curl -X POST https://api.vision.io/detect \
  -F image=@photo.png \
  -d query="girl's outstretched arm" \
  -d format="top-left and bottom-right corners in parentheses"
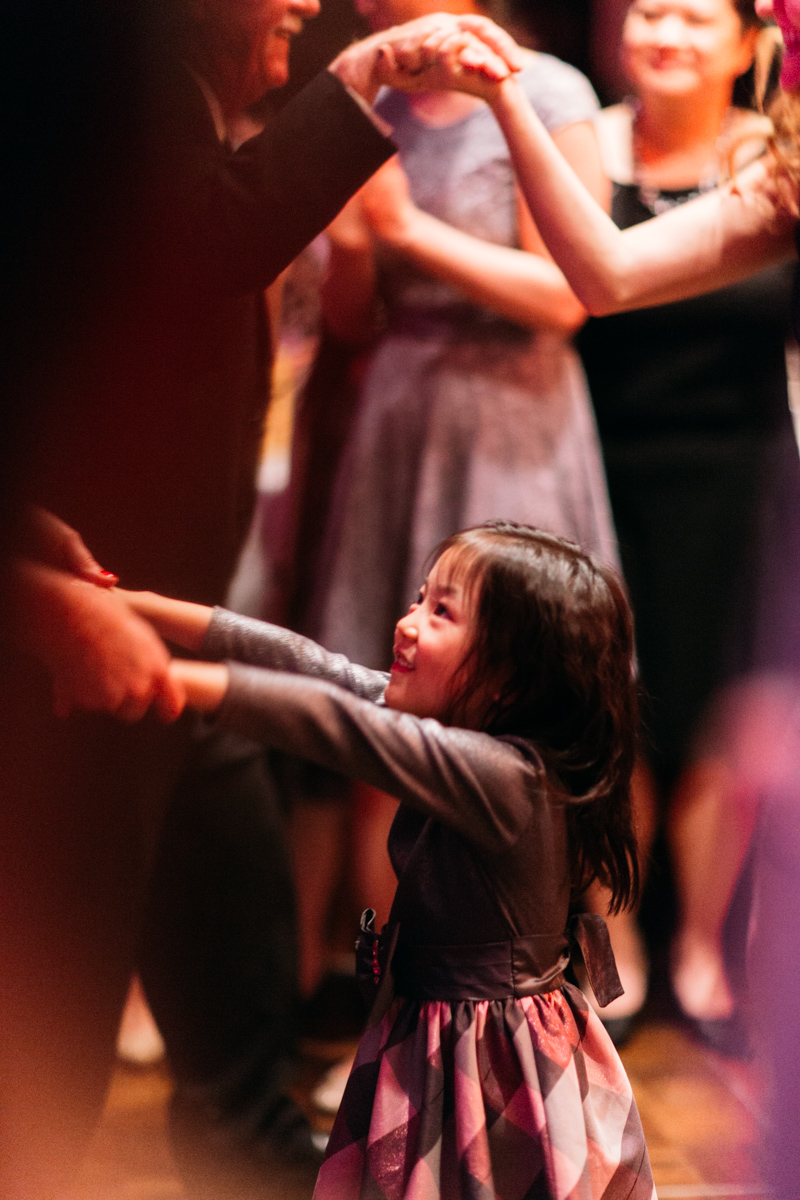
top-left (169, 659), bottom-right (229, 712)
top-left (117, 589), bottom-right (213, 653)
top-left (449, 72), bottom-right (797, 314)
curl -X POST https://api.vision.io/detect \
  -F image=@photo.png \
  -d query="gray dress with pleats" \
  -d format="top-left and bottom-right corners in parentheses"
top-left (312, 56), bottom-right (618, 670)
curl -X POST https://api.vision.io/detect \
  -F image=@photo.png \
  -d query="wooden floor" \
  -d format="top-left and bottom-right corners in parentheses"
top-left (72, 1016), bottom-right (768, 1200)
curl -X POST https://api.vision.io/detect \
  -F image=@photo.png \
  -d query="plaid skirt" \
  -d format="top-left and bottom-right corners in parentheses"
top-left (313, 984), bottom-right (655, 1200)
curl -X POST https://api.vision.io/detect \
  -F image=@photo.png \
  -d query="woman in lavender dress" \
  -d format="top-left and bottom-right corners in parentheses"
top-left (308, 8), bottom-right (617, 670)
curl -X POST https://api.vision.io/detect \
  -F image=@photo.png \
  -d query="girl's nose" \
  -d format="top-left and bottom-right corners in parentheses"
top-left (395, 611), bottom-right (419, 641)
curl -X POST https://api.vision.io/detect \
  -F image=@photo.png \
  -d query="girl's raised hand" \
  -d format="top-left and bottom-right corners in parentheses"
top-left (169, 659), bottom-right (229, 713)
top-left (374, 18), bottom-right (519, 101)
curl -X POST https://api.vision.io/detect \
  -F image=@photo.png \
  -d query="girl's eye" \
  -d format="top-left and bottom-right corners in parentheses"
top-left (434, 601), bottom-right (452, 619)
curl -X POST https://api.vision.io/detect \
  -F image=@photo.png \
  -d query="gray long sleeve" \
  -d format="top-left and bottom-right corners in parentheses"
top-left (202, 609), bottom-right (546, 858)
top-left (203, 607), bottom-right (389, 701)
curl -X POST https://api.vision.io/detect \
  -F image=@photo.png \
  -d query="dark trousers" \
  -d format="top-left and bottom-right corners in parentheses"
top-left (140, 728), bottom-right (302, 1193)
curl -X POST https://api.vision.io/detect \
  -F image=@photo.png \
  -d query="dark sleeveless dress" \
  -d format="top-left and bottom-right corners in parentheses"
top-left (578, 182), bottom-right (798, 792)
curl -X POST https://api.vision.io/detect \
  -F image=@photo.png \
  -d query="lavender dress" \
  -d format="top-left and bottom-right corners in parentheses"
top-left (310, 56), bottom-right (618, 669)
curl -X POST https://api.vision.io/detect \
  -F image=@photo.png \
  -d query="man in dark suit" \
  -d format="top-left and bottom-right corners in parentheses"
top-left (0, 2), bottom-right (519, 1196)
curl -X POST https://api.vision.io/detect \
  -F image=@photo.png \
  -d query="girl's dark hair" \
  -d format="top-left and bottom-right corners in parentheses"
top-left (432, 522), bottom-right (640, 913)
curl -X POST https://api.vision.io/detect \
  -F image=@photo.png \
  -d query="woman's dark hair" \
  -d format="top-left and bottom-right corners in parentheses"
top-left (731, 0), bottom-right (761, 30)
top-left (431, 521), bottom-right (640, 913)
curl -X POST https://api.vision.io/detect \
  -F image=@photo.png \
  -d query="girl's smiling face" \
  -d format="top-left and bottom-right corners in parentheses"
top-left (384, 550), bottom-right (487, 725)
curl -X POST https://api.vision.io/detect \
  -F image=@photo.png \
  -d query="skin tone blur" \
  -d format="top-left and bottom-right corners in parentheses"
top-left (322, 0), bottom-right (608, 347)
top-left (578, 0), bottom-right (761, 1026)
top-left (772, 0), bottom-right (800, 87)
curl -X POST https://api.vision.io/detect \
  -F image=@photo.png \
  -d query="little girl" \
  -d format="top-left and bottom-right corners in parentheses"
top-left (125, 521), bottom-right (654, 1200)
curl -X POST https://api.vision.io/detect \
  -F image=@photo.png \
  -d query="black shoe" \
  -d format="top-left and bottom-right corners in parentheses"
top-left (170, 1090), bottom-right (325, 1199)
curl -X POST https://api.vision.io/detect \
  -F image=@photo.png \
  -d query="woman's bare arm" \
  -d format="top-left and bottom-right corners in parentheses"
top-left (487, 75), bottom-right (797, 314)
top-left (360, 119), bottom-right (607, 334)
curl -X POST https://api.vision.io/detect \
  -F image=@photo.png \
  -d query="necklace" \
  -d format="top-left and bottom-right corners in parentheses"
top-left (629, 99), bottom-right (731, 216)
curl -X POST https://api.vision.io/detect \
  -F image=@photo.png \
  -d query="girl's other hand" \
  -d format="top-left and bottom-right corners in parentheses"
top-left (359, 157), bottom-right (415, 245)
top-left (169, 660), bottom-right (229, 713)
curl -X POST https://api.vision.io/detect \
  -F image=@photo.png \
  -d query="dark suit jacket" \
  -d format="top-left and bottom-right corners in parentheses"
top-left (21, 56), bottom-right (393, 606)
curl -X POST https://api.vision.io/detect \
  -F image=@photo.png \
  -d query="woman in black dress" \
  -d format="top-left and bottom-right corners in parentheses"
top-left (577, 0), bottom-right (795, 1049)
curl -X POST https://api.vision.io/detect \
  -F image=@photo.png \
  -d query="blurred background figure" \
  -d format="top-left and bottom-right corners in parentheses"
top-left (577, 0), bottom-right (797, 1049)
top-left (267, 0), bottom-right (620, 1105)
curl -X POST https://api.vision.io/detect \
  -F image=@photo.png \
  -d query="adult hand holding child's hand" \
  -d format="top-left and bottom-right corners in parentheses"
top-left (10, 561), bottom-right (185, 722)
top-left (330, 13), bottom-right (522, 104)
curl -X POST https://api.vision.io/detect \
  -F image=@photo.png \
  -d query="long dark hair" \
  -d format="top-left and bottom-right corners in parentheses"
top-left (431, 522), bottom-right (640, 913)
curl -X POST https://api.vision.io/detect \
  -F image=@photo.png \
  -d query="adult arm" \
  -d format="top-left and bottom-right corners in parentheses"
top-left (165, 15), bottom-right (523, 295)
top-left (358, 119), bottom-right (605, 333)
top-left (484, 75), bottom-right (797, 313)
top-left (172, 656), bottom-right (543, 855)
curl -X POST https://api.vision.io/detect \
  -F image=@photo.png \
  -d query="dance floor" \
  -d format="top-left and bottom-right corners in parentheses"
top-left (73, 1016), bottom-right (768, 1200)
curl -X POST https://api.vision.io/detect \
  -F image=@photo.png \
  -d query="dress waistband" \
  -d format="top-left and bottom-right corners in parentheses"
top-left (356, 911), bottom-right (622, 1026)
top-left (386, 303), bottom-right (532, 343)
top-left (392, 933), bottom-right (569, 1002)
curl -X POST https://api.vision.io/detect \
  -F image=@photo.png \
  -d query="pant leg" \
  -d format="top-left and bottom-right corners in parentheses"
top-left (139, 729), bottom-right (316, 1198)
top-left (0, 653), bottom-right (191, 1200)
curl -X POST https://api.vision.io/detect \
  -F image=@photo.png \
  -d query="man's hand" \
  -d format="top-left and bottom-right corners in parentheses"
top-left (329, 13), bottom-right (522, 105)
top-left (9, 560), bottom-right (185, 722)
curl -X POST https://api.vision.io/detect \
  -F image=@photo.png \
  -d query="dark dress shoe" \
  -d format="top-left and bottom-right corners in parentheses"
top-left (170, 1089), bottom-right (325, 1199)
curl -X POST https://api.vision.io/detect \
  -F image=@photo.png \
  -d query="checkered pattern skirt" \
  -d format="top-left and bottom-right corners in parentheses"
top-left (313, 984), bottom-right (655, 1200)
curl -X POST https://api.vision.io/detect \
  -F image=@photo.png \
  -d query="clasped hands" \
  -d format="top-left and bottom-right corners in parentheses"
top-left (329, 12), bottom-right (523, 104)
top-left (7, 508), bottom-right (185, 723)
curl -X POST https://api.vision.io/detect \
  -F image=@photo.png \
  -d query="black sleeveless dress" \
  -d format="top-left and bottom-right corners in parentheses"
top-left (578, 182), bottom-right (798, 792)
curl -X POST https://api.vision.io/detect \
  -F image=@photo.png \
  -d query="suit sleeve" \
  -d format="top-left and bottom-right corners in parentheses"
top-left (211, 660), bottom-right (544, 856)
top-left (161, 71), bottom-right (395, 294)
